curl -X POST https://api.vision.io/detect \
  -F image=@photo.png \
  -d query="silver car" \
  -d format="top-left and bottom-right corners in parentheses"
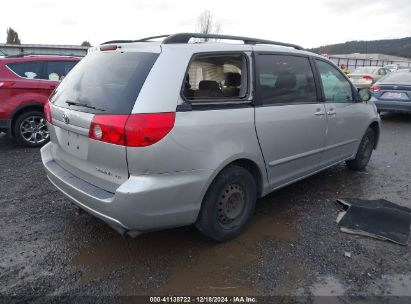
top-left (348, 66), bottom-right (391, 89)
top-left (41, 33), bottom-right (381, 241)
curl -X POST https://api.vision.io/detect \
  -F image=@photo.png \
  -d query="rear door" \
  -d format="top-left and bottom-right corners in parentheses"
top-left (254, 53), bottom-right (327, 189)
top-left (49, 50), bottom-right (159, 192)
top-left (314, 59), bottom-right (369, 167)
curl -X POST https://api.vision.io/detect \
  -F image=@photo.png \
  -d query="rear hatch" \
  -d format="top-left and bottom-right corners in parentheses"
top-left (48, 46), bottom-right (160, 192)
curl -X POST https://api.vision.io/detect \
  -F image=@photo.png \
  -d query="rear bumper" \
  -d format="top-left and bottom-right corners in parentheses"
top-left (41, 143), bottom-right (212, 236)
top-left (352, 83), bottom-right (372, 89)
top-left (373, 100), bottom-right (411, 113)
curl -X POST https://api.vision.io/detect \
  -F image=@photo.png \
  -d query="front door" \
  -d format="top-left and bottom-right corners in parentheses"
top-left (314, 59), bottom-right (370, 168)
top-left (254, 53), bottom-right (327, 189)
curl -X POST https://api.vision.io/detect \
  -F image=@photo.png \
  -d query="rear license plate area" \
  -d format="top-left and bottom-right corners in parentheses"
top-left (382, 92), bottom-right (408, 100)
top-left (56, 128), bottom-right (88, 159)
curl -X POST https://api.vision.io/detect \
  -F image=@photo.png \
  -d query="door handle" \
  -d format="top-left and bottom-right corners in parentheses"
top-left (314, 110), bottom-right (325, 116)
top-left (327, 110), bottom-right (337, 116)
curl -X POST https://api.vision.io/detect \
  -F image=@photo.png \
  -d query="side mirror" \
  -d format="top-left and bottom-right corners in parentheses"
top-left (358, 88), bottom-right (371, 102)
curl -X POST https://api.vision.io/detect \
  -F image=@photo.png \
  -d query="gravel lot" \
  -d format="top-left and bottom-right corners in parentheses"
top-left (1, 113), bottom-right (411, 302)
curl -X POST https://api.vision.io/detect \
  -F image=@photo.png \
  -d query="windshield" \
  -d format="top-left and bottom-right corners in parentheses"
top-left (352, 67), bottom-right (377, 74)
top-left (51, 52), bottom-right (159, 114)
top-left (380, 71), bottom-right (411, 84)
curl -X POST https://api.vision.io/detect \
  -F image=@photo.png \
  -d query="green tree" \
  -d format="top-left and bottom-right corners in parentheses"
top-left (81, 41), bottom-right (91, 47)
top-left (6, 27), bottom-right (21, 44)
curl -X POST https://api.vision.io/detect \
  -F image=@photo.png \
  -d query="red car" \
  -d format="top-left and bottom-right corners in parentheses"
top-left (0, 55), bottom-right (80, 147)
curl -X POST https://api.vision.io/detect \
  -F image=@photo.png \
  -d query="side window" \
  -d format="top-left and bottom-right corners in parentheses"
top-left (256, 54), bottom-right (317, 105)
top-left (45, 61), bottom-right (78, 81)
top-left (315, 60), bottom-right (353, 103)
top-left (183, 53), bottom-right (248, 101)
top-left (6, 61), bottom-right (43, 79)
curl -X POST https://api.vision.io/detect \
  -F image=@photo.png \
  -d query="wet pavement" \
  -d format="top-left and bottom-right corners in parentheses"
top-left (1, 113), bottom-right (411, 301)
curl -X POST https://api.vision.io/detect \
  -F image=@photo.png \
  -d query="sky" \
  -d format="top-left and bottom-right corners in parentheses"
top-left (0, 0), bottom-right (410, 48)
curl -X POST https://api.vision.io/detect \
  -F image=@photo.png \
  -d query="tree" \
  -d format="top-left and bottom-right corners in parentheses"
top-left (195, 10), bottom-right (221, 41)
top-left (6, 27), bottom-right (21, 45)
top-left (81, 41), bottom-right (91, 47)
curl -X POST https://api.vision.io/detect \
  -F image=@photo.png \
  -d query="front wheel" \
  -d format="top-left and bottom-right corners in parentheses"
top-left (346, 127), bottom-right (375, 171)
top-left (13, 111), bottom-right (49, 147)
top-left (196, 165), bottom-right (257, 242)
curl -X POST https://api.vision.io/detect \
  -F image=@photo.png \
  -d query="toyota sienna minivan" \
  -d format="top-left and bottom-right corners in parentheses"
top-left (41, 33), bottom-right (381, 241)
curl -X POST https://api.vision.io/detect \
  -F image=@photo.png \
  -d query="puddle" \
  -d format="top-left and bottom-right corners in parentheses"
top-left (310, 276), bottom-right (346, 296)
top-left (379, 274), bottom-right (411, 296)
top-left (70, 196), bottom-right (299, 295)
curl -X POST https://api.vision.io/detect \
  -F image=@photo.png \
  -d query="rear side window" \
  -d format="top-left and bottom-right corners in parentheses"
top-left (7, 61), bottom-right (43, 79)
top-left (45, 61), bottom-right (78, 81)
top-left (51, 52), bottom-right (159, 114)
top-left (256, 54), bottom-right (317, 105)
top-left (183, 53), bottom-right (248, 101)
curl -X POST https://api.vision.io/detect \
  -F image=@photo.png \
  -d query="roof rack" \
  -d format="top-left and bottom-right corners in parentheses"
top-left (101, 35), bottom-right (170, 45)
top-left (4, 53), bottom-right (84, 58)
top-left (163, 33), bottom-right (304, 50)
top-left (101, 33), bottom-right (303, 50)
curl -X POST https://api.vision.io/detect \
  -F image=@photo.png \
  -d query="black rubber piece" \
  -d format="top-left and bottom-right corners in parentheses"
top-left (337, 198), bottom-right (411, 245)
top-left (346, 127), bottom-right (375, 171)
top-left (195, 165), bottom-right (257, 242)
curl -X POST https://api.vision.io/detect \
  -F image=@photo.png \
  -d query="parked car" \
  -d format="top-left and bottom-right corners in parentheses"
top-left (0, 55), bottom-right (81, 146)
top-left (383, 64), bottom-right (409, 72)
top-left (41, 33), bottom-right (381, 241)
top-left (348, 66), bottom-right (391, 88)
top-left (370, 70), bottom-right (411, 114)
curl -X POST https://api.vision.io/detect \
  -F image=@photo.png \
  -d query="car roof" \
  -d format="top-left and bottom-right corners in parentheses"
top-left (95, 32), bottom-right (321, 58)
top-left (0, 55), bottom-right (81, 64)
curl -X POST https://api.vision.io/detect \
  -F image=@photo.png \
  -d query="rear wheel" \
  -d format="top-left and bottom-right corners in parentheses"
top-left (196, 165), bottom-right (257, 242)
top-left (13, 111), bottom-right (49, 147)
top-left (346, 127), bottom-right (375, 171)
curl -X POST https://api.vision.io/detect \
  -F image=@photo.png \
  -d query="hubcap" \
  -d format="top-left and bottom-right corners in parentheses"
top-left (217, 183), bottom-right (246, 226)
top-left (20, 116), bottom-right (49, 144)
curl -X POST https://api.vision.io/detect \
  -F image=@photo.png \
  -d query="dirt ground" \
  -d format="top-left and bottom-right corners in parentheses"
top-left (1, 113), bottom-right (410, 303)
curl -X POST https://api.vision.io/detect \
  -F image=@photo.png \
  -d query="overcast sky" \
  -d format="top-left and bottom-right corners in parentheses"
top-left (0, 0), bottom-right (410, 48)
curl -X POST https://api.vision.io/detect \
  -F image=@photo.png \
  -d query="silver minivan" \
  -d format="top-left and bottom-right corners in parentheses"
top-left (41, 33), bottom-right (381, 241)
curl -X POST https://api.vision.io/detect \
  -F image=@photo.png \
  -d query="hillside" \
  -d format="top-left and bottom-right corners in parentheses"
top-left (310, 37), bottom-right (411, 59)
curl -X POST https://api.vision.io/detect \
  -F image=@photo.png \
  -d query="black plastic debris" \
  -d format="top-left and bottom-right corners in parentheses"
top-left (336, 198), bottom-right (411, 245)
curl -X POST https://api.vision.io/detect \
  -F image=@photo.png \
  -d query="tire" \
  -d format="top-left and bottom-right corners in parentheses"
top-left (346, 127), bottom-right (375, 171)
top-left (13, 111), bottom-right (49, 147)
top-left (196, 165), bottom-right (257, 242)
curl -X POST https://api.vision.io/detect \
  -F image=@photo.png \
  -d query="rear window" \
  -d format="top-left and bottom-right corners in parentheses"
top-left (380, 71), bottom-right (411, 83)
top-left (182, 53), bottom-right (248, 101)
top-left (7, 61), bottom-right (43, 79)
top-left (51, 52), bottom-right (159, 114)
top-left (45, 60), bottom-right (78, 81)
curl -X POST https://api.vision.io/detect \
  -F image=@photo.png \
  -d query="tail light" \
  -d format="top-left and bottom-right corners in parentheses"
top-left (362, 76), bottom-right (374, 82)
top-left (89, 113), bottom-right (175, 147)
top-left (0, 81), bottom-right (14, 88)
top-left (370, 86), bottom-right (381, 92)
top-left (44, 102), bottom-right (52, 123)
top-left (100, 45), bottom-right (118, 51)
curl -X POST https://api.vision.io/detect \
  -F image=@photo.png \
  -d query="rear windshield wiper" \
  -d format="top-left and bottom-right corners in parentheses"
top-left (65, 100), bottom-right (105, 112)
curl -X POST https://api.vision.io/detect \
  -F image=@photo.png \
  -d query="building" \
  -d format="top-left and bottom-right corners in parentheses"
top-left (0, 43), bottom-right (89, 57)
top-left (325, 53), bottom-right (411, 72)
